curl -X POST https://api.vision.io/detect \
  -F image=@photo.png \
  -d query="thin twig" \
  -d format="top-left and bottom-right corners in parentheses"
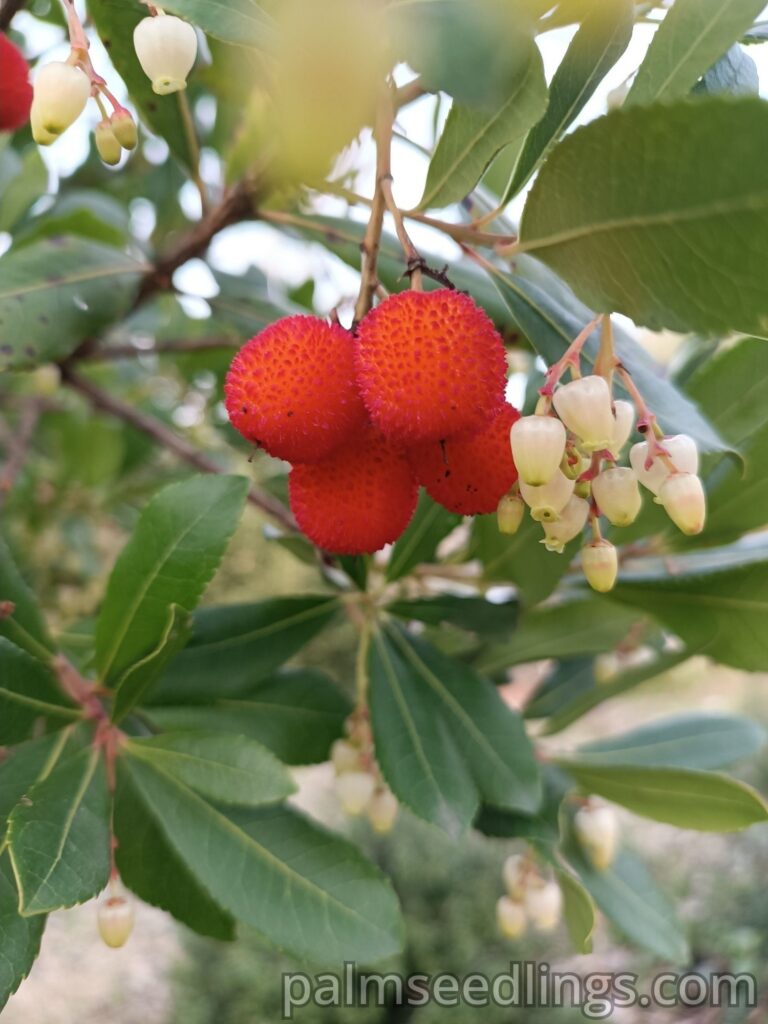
top-left (352, 97), bottom-right (389, 325)
top-left (61, 367), bottom-right (297, 530)
top-left (0, 399), bottom-right (43, 509)
top-left (394, 76), bottom-right (427, 110)
top-left (178, 90), bottom-right (210, 216)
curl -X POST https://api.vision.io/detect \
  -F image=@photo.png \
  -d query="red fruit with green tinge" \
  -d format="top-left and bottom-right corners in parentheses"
top-left (408, 404), bottom-right (520, 515)
top-left (225, 315), bottom-right (367, 463)
top-left (0, 35), bottom-right (33, 133)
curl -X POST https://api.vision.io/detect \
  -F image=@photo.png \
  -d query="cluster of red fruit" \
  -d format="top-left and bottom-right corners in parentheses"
top-left (0, 34), bottom-right (33, 134)
top-left (225, 289), bottom-right (518, 555)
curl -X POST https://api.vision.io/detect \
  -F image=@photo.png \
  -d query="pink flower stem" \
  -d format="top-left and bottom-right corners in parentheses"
top-left (614, 363), bottom-right (676, 471)
top-left (539, 316), bottom-right (601, 398)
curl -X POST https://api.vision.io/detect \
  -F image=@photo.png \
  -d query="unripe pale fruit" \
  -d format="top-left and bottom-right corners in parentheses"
top-left (659, 472), bottom-right (706, 535)
top-left (520, 470), bottom-right (574, 523)
top-left (553, 375), bottom-right (615, 453)
top-left (110, 109), bottom-right (138, 150)
top-left (225, 316), bottom-right (367, 463)
top-left (496, 895), bottom-right (527, 940)
top-left (31, 61), bottom-right (90, 140)
top-left (523, 880), bottom-right (563, 933)
top-left (592, 467), bottom-right (642, 527)
top-left (407, 404), bottom-right (520, 515)
top-left (95, 121), bottom-right (121, 166)
top-left (331, 738), bottom-right (361, 774)
top-left (367, 789), bottom-right (398, 834)
top-left (510, 415), bottom-right (566, 486)
top-left (0, 34), bottom-right (33, 132)
top-left (502, 854), bottom-right (526, 900)
top-left (289, 424), bottom-right (418, 554)
top-left (581, 540), bottom-right (618, 593)
top-left (335, 770), bottom-right (376, 816)
top-left (541, 495), bottom-right (589, 553)
top-left (97, 896), bottom-right (135, 949)
top-left (355, 290), bottom-right (507, 446)
top-left (574, 802), bottom-right (620, 871)
top-left (497, 492), bottom-right (525, 536)
top-left (609, 400), bottom-right (635, 458)
top-left (134, 14), bottom-right (198, 95)
top-left (629, 434), bottom-right (698, 495)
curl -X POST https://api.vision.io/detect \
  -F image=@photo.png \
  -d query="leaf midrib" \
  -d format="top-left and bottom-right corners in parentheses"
top-left (186, 600), bottom-right (338, 656)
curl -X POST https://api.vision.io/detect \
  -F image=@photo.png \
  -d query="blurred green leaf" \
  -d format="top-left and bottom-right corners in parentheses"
top-left (387, 593), bottom-right (518, 634)
top-left (386, 493), bottom-right (461, 582)
top-left (685, 337), bottom-right (768, 445)
top-left (556, 867), bottom-right (595, 955)
top-left (0, 639), bottom-right (78, 746)
top-left (0, 538), bottom-right (54, 659)
top-left (0, 145), bottom-right (47, 234)
top-left (156, 0), bottom-right (274, 46)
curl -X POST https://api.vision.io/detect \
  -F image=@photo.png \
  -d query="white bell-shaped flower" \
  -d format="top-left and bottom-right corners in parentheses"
top-left (95, 120), bottom-right (121, 166)
top-left (335, 771), bottom-right (375, 815)
top-left (574, 801), bottom-right (620, 871)
top-left (541, 495), bottom-right (589, 553)
top-left (502, 854), bottom-right (527, 900)
top-left (609, 400), bottom-right (635, 458)
top-left (31, 61), bottom-right (90, 140)
top-left (496, 895), bottom-right (527, 939)
top-left (497, 492), bottom-right (525, 535)
top-left (581, 540), bottom-right (618, 592)
top-left (134, 14), bottom-right (198, 95)
top-left (659, 472), bottom-right (706, 535)
top-left (510, 415), bottom-right (566, 486)
top-left (629, 434), bottom-right (698, 495)
top-left (552, 375), bottom-right (615, 452)
top-left (367, 789), bottom-right (398, 834)
top-left (97, 894), bottom-right (135, 949)
top-left (330, 738), bottom-right (361, 774)
top-left (523, 880), bottom-right (563, 933)
top-left (592, 467), bottom-right (642, 527)
top-left (520, 471), bottom-right (574, 523)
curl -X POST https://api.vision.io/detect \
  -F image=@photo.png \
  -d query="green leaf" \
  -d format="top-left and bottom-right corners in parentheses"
top-left (419, 43), bottom-right (547, 209)
top-left (114, 767), bottom-right (235, 940)
top-left (506, 0), bottom-right (633, 197)
top-left (126, 732), bottom-right (295, 807)
top-left (477, 597), bottom-right (641, 672)
top-left (0, 145), bottom-right (47, 233)
top-left (491, 264), bottom-right (731, 454)
top-left (474, 765), bottom-right (569, 843)
top-left (518, 99), bottom-right (768, 335)
top-left (95, 474), bottom-right (248, 689)
top-left (153, 0), bottom-right (274, 46)
top-left (7, 748), bottom-right (110, 915)
top-left (148, 669), bottom-right (352, 765)
top-left (15, 190), bottom-right (131, 249)
top-left (704, 421), bottom-right (768, 540)
top-left (0, 854), bottom-right (45, 1011)
top-left (386, 593), bottom-right (518, 634)
top-left (111, 604), bottom-right (192, 722)
top-left (0, 639), bottom-right (78, 746)
top-left (685, 337), bottom-right (768, 446)
top-left (122, 755), bottom-right (404, 963)
top-left (559, 761), bottom-right (768, 831)
top-left (386, 493), bottom-right (461, 582)
top-left (88, 0), bottom-right (195, 169)
top-left (692, 44), bottom-right (759, 96)
top-left (556, 868), bottom-right (595, 955)
top-left (574, 713), bottom-right (766, 770)
top-left (0, 237), bottom-right (145, 370)
top-left (0, 538), bottom-right (55, 660)
top-left (0, 730), bottom-right (75, 849)
top-left (626, 0), bottom-right (765, 106)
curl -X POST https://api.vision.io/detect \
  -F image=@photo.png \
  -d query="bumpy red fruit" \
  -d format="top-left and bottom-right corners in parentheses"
top-left (355, 289), bottom-right (507, 445)
top-left (408, 404), bottom-right (520, 515)
top-left (0, 35), bottom-right (33, 133)
top-left (289, 425), bottom-right (418, 554)
top-left (225, 316), bottom-right (367, 463)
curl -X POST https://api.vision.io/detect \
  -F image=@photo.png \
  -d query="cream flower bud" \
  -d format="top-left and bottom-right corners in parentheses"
top-left (331, 738), bottom-right (361, 775)
top-left (134, 14), bottom-right (198, 96)
top-left (552, 375), bottom-right (615, 452)
top-left (31, 61), bottom-right (90, 139)
top-left (502, 854), bottom-right (526, 900)
top-left (510, 415), bottom-right (566, 486)
top-left (97, 895), bottom-right (135, 949)
top-left (523, 880), bottom-right (563, 933)
top-left (367, 789), bottom-right (398, 834)
top-left (95, 121), bottom-right (121, 166)
top-left (574, 802), bottom-right (620, 870)
top-left (592, 468), bottom-right (642, 527)
top-left (335, 771), bottom-right (375, 815)
top-left (30, 107), bottom-right (57, 146)
top-left (659, 472), bottom-right (706, 535)
top-left (496, 895), bottom-right (527, 940)
top-left (110, 109), bottom-right (138, 150)
top-left (497, 492), bottom-right (525, 535)
top-left (520, 471), bottom-right (574, 523)
top-left (629, 434), bottom-right (698, 495)
top-left (581, 540), bottom-right (618, 593)
top-left (541, 495), bottom-right (589, 553)
top-left (609, 400), bottom-right (635, 458)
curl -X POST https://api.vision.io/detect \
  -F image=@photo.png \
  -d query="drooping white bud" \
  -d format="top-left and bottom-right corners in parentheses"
top-left (520, 471), bottom-right (574, 523)
top-left (629, 434), bottom-right (698, 495)
top-left (31, 61), bottom-right (90, 140)
top-left (134, 14), bottom-right (198, 96)
top-left (496, 895), bottom-right (527, 940)
top-left (659, 472), bottom-right (706, 535)
top-left (574, 802), bottom-right (620, 871)
top-left (95, 121), bottom-right (121, 166)
top-left (335, 771), bottom-right (375, 815)
top-left (331, 738), bottom-right (361, 775)
top-left (541, 495), bottom-right (589, 553)
top-left (609, 400), bottom-right (635, 458)
top-left (510, 415), bottom-right (566, 486)
top-left (502, 854), bottom-right (526, 900)
top-left (523, 880), bottom-right (563, 933)
top-left (581, 540), bottom-right (618, 593)
top-left (110, 109), bottom-right (138, 150)
top-left (497, 492), bottom-right (525, 535)
top-left (592, 467), bottom-right (642, 527)
top-left (552, 375), bottom-right (615, 453)
top-left (367, 789), bottom-right (398, 834)
top-left (97, 895), bottom-right (135, 949)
